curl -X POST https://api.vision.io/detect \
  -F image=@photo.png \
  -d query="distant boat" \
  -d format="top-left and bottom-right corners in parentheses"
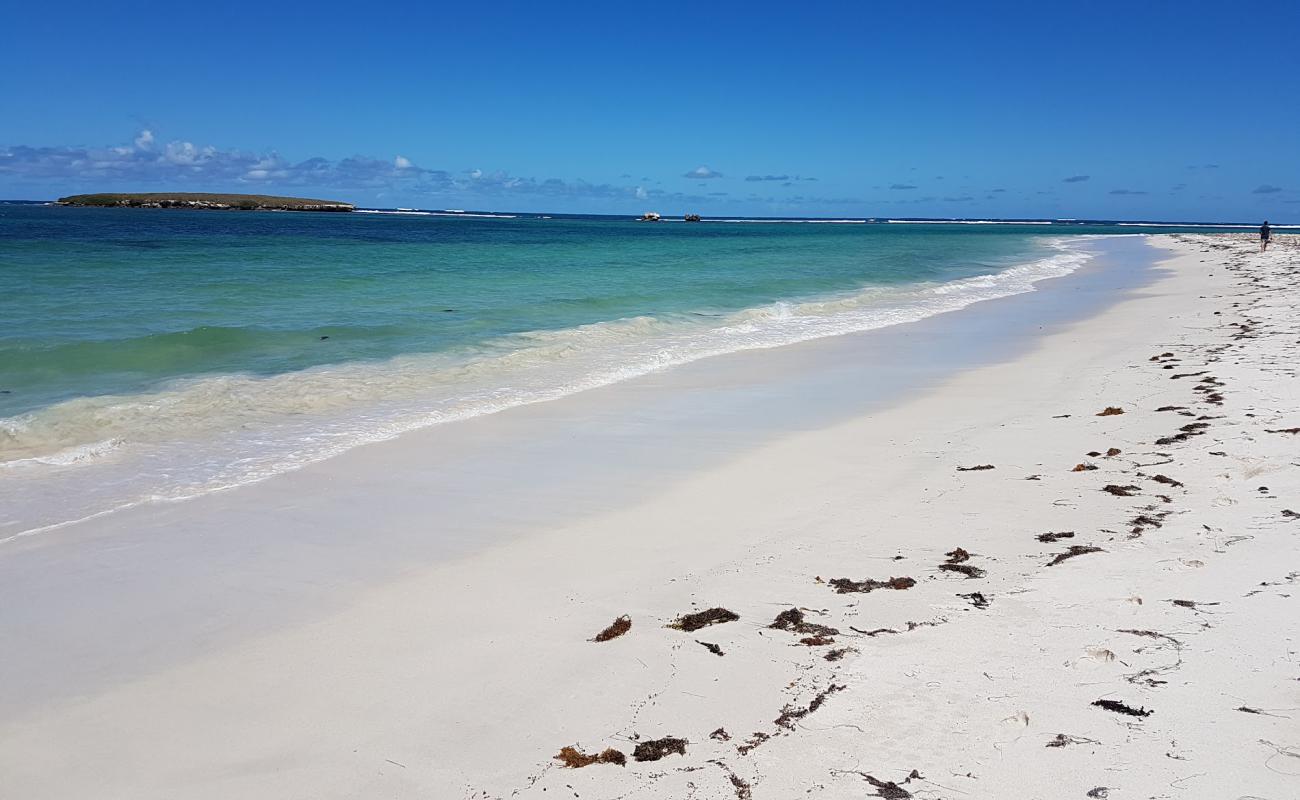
top-left (639, 212), bottom-right (661, 222)
top-left (683, 213), bottom-right (701, 222)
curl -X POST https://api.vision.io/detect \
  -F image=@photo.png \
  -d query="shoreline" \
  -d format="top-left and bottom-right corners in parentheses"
top-left (1, 234), bottom-right (1122, 542)
top-left (3, 234), bottom-right (1298, 798)
top-left (0, 236), bottom-right (1158, 705)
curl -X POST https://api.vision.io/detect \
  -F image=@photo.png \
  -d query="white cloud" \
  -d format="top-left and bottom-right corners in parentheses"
top-left (683, 165), bottom-right (722, 179)
top-left (395, 155), bottom-right (413, 169)
top-left (134, 129), bottom-right (155, 150)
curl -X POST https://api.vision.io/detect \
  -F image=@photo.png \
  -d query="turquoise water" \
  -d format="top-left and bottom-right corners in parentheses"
top-left (0, 205), bottom-right (1167, 536)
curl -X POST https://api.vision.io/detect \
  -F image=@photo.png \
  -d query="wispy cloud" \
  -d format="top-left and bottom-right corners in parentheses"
top-left (744, 174), bottom-right (817, 183)
top-left (889, 183), bottom-right (917, 190)
top-left (1252, 184), bottom-right (1283, 194)
top-left (1062, 175), bottom-right (1090, 183)
top-left (1109, 188), bottom-right (1148, 195)
top-left (683, 165), bottom-right (723, 179)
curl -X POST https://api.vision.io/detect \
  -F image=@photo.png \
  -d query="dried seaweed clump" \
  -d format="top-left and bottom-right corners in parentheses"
top-left (696, 640), bottom-right (725, 656)
top-left (1102, 484), bottom-right (1140, 497)
top-left (1151, 474), bottom-right (1184, 488)
top-left (865, 775), bottom-right (913, 799)
top-left (632, 736), bottom-right (687, 762)
top-left (1072, 463), bottom-right (1098, 472)
top-left (939, 547), bottom-right (986, 578)
top-left (1047, 545), bottom-right (1103, 567)
top-left (1036, 530), bottom-right (1075, 543)
top-left (774, 684), bottom-right (844, 730)
top-left (554, 745), bottom-right (627, 768)
top-left (1046, 733), bottom-right (1099, 748)
top-left (828, 576), bottom-right (916, 594)
top-left (768, 607), bottom-right (839, 637)
top-left (958, 591), bottom-right (990, 609)
top-left (591, 615), bottom-right (631, 642)
top-left (667, 607), bottom-right (738, 632)
top-left (956, 464), bottom-right (995, 471)
top-left (1091, 698), bottom-right (1152, 717)
top-left (1096, 406), bottom-right (1125, 416)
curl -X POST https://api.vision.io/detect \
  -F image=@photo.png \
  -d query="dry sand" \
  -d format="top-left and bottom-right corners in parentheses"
top-left (1, 234), bottom-right (1297, 799)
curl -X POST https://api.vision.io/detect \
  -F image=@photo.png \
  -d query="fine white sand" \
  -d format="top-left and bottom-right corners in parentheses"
top-left (1, 234), bottom-right (1298, 799)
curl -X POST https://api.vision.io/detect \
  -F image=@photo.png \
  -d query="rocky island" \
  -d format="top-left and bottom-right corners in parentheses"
top-left (56, 193), bottom-right (354, 212)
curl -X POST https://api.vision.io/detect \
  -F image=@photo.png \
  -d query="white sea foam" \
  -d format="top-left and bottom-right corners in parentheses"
top-left (0, 237), bottom-right (1101, 539)
top-left (886, 219), bottom-right (1055, 225)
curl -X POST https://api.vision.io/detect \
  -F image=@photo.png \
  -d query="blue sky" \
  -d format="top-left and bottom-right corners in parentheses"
top-left (2, 1), bottom-right (1296, 220)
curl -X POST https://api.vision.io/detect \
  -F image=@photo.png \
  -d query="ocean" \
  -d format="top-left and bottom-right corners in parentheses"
top-left (0, 205), bottom-right (1221, 537)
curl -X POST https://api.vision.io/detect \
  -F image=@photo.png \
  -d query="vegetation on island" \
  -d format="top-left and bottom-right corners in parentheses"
top-left (56, 193), bottom-right (354, 212)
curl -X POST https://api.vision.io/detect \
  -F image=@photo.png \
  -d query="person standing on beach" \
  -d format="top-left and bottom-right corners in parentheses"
top-left (1260, 220), bottom-right (1271, 252)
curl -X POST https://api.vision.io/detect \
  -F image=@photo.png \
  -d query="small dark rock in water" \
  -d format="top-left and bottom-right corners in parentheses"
top-left (319, 335), bottom-right (329, 340)
top-left (667, 607), bottom-right (738, 632)
top-left (632, 736), bottom-right (687, 762)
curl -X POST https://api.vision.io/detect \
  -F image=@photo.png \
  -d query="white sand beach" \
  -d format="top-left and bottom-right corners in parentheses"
top-left (2, 234), bottom-right (1298, 799)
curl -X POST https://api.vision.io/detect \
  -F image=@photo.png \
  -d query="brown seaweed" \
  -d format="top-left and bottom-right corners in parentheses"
top-left (591, 615), bottom-right (631, 642)
top-left (768, 607), bottom-right (840, 637)
top-left (668, 608), bottom-right (739, 632)
top-left (555, 745), bottom-right (627, 768)
top-left (828, 576), bottom-right (916, 594)
top-left (632, 736), bottom-right (687, 762)
top-left (1102, 484), bottom-right (1141, 496)
top-left (774, 684), bottom-right (844, 730)
top-left (1047, 545), bottom-right (1103, 566)
top-left (1092, 698), bottom-right (1152, 717)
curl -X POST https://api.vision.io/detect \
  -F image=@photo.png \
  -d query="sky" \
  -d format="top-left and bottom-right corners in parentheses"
top-left (2, 0), bottom-right (1297, 221)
